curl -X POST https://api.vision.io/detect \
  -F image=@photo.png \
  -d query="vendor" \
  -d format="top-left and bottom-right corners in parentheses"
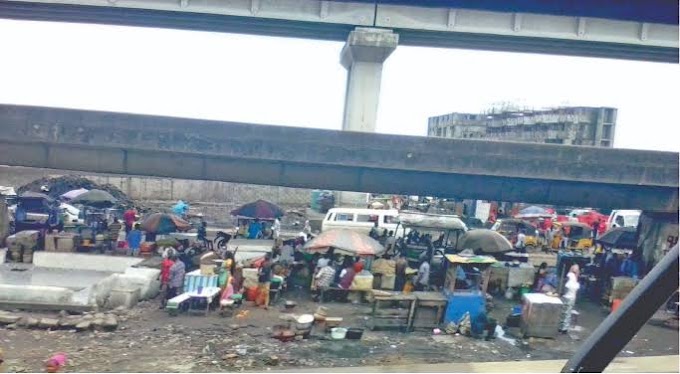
top-left (312, 262), bottom-right (336, 302)
top-left (248, 219), bottom-right (262, 239)
top-left (620, 253), bottom-right (641, 279)
top-left (415, 257), bottom-right (430, 291)
top-left (532, 262), bottom-right (549, 292)
top-left (394, 253), bottom-right (408, 292)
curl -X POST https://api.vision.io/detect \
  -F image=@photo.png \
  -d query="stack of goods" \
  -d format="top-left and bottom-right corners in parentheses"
top-left (608, 276), bottom-right (638, 303)
top-left (45, 233), bottom-right (77, 253)
top-left (351, 271), bottom-right (374, 291)
top-left (7, 230), bottom-right (40, 263)
top-left (371, 258), bottom-right (396, 290)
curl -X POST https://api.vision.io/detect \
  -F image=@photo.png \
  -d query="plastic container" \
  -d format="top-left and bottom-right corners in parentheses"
top-left (331, 327), bottom-right (347, 340)
top-left (346, 328), bottom-right (364, 340)
top-left (245, 286), bottom-right (259, 302)
top-left (611, 299), bottom-right (623, 313)
top-left (296, 314), bottom-right (314, 330)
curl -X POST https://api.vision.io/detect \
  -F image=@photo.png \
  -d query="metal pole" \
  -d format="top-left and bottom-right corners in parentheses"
top-left (561, 244), bottom-right (679, 373)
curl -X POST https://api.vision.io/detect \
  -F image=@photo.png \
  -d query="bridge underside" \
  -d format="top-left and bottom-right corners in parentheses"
top-left (0, 105), bottom-right (677, 212)
top-left (0, 1), bottom-right (677, 63)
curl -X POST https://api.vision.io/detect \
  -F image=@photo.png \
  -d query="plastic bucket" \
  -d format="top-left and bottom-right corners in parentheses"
top-left (331, 327), bottom-right (347, 340)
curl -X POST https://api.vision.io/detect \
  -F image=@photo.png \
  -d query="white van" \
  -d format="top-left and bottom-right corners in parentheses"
top-left (322, 208), bottom-right (400, 237)
top-left (607, 210), bottom-right (641, 229)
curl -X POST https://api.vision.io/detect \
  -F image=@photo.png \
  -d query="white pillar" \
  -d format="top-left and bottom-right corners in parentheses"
top-left (340, 27), bottom-right (398, 133)
top-left (337, 28), bottom-right (398, 207)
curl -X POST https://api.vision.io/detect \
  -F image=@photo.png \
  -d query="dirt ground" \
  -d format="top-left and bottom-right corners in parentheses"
top-left (1, 291), bottom-right (678, 373)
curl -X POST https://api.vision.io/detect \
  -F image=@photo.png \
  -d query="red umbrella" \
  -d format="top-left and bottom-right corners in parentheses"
top-left (303, 229), bottom-right (385, 257)
top-left (230, 200), bottom-right (284, 220)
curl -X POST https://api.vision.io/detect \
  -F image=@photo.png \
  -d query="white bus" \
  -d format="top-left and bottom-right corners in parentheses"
top-left (321, 208), bottom-right (401, 237)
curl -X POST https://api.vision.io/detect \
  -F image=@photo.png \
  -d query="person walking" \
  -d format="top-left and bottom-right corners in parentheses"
top-left (559, 264), bottom-right (581, 333)
top-left (515, 230), bottom-right (527, 253)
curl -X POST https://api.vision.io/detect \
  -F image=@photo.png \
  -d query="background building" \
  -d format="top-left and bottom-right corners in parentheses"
top-left (427, 106), bottom-right (617, 147)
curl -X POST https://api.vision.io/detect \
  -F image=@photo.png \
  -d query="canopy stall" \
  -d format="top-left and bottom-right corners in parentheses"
top-left (396, 212), bottom-right (468, 261)
top-left (397, 212), bottom-right (467, 231)
top-left (442, 254), bottom-right (497, 325)
top-left (443, 254), bottom-right (497, 294)
top-left (303, 229), bottom-right (385, 257)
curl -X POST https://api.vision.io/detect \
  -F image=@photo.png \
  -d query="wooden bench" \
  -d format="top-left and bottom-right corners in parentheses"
top-left (166, 293), bottom-right (191, 316)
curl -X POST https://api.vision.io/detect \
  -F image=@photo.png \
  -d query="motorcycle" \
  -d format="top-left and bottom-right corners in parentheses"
top-left (214, 231), bottom-right (233, 250)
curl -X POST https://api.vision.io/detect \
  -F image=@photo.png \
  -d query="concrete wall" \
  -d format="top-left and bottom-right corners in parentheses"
top-left (0, 165), bottom-right (311, 206)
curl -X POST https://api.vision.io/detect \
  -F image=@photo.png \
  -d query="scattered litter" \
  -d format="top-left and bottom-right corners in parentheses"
top-left (624, 350), bottom-right (635, 354)
top-left (495, 326), bottom-right (516, 346)
top-left (433, 328), bottom-right (442, 335)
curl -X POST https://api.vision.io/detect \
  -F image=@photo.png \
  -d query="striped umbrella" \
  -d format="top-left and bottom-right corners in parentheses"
top-left (141, 213), bottom-right (193, 234)
top-left (303, 229), bottom-right (385, 257)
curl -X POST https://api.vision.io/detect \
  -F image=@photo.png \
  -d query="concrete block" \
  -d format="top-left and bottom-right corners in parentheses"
top-left (76, 320), bottom-right (91, 331)
top-left (107, 288), bottom-right (141, 309)
top-left (0, 284), bottom-right (75, 305)
top-left (33, 252), bottom-right (143, 273)
top-left (38, 318), bottom-right (60, 329)
top-left (0, 313), bottom-right (20, 325)
top-left (122, 268), bottom-right (161, 299)
top-left (103, 315), bottom-right (118, 330)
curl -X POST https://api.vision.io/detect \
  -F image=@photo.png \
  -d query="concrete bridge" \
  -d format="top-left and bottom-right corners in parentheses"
top-left (0, 104), bottom-right (677, 212)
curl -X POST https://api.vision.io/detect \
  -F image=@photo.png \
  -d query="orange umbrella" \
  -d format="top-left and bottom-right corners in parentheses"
top-left (303, 229), bottom-right (385, 257)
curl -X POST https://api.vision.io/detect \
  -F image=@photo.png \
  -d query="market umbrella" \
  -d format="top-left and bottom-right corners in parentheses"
top-left (597, 226), bottom-right (638, 249)
top-left (231, 199), bottom-right (284, 220)
top-left (141, 213), bottom-right (193, 234)
top-left (60, 188), bottom-right (89, 201)
top-left (303, 229), bottom-right (385, 257)
top-left (70, 189), bottom-right (118, 207)
top-left (456, 229), bottom-right (513, 254)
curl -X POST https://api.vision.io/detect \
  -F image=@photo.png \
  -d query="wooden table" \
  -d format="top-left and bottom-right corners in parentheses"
top-left (367, 291), bottom-right (417, 332)
top-left (412, 291), bottom-right (448, 329)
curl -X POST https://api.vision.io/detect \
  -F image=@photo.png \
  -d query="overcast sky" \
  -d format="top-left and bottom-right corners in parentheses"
top-left (0, 19), bottom-right (678, 152)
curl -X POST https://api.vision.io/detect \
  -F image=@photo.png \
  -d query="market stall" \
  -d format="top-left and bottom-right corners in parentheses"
top-left (442, 254), bottom-right (497, 324)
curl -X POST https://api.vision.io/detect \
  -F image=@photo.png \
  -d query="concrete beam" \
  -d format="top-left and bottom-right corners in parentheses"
top-left (0, 104), bottom-right (677, 211)
top-left (0, 1), bottom-right (676, 63)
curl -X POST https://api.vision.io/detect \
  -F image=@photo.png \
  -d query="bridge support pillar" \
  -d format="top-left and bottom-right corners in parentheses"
top-left (338, 27), bottom-right (398, 206)
top-left (340, 27), bottom-right (398, 133)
